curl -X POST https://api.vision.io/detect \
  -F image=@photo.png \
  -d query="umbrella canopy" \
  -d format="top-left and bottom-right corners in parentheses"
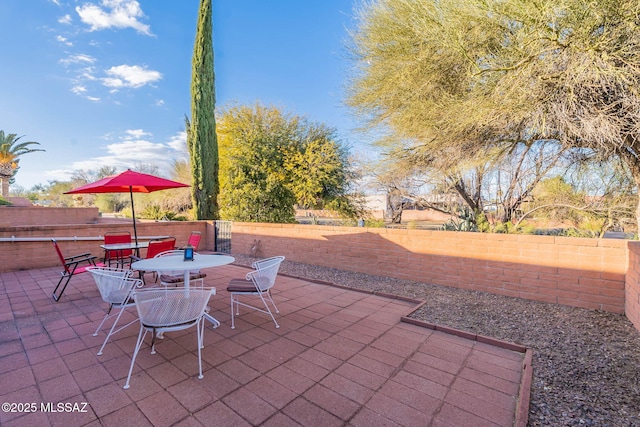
top-left (65, 170), bottom-right (189, 244)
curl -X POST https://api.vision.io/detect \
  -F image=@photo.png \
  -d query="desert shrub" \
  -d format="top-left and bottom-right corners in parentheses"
top-left (140, 204), bottom-right (186, 221)
top-left (365, 219), bottom-right (386, 228)
top-left (442, 208), bottom-right (477, 232)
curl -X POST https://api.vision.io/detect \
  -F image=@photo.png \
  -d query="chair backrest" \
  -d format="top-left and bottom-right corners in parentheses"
top-left (247, 256), bottom-right (285, 292)
top-left (154, 250), bottom-right (185, 258)
top-left (146, 237), bottom-right (176, 259)
top-left (252, 256), bottom-right (286, 271)
top-left (52, 239), bottom-right (71, 274)
top-left (104, 232), bottom-right (132, 258)
top-left (133, 288), bottom-right (214, 327)
top-left (87, 267), bottom-right (138, 304)
top-left (186, 231), bottom-right (202, 251)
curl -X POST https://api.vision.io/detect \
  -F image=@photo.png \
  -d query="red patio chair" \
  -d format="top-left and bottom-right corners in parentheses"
top-left (130, 237), bottom-right (176, 283)
top-left (179, 231), bottom-right (202, 251)
top-left (145, 237), bottom-right (176, 258)
top-left (103, 231), bottom-right (133, 267)
top-left (51, 239), bottom-right (105, 302)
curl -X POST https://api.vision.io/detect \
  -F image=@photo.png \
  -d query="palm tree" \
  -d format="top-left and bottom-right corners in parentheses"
top-left (0, 131), bottom-right (44, 197)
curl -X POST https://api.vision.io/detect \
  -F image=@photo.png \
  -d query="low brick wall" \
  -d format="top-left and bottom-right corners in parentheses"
top-left (0, 221), bottom-right (214, 271)
top-left (2, 217), bottom-right (636, 327)
top-left (232, 222), bottom-right (628, 314)
top-left (0, 206), bottom-right (100, 227)
top-left (626, 243), bottom-right (640, 330)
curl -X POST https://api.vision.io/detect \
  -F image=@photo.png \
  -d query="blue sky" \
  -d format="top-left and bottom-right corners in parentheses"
top-left (1, 0), bottom-right (362, 189)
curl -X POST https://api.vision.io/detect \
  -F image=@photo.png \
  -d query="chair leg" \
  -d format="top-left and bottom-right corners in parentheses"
top-left (197, 318), bottom-right (204, 379)
top-left (230, 294), bottom-right (236, 329)
top-left (52, 274), bottom-right (72, 302)
top-left (258, 292), bottom-right (280, 329)
top-left (150, 329), bottom-right (158, 354)
top-left (93, 305), bottom-right (113, 337)
top-left (96, 305), bottom-right (137, 356)
top-left (230, 292), bottom-right (280, 329)
top-left (266, 290), bottom-right (279, 314)
top-left (123, 325), bottom-right (148, 389)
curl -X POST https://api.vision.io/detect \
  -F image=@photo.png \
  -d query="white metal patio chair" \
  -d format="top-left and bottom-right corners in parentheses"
top-left (87, 266), bottom-right (141, 356)
top-left (123, 287), bottom-right (215, 389)
top-left (227, 256), bottom-right (285, 329)
top-left (154, 250), bottom-right (206, 288)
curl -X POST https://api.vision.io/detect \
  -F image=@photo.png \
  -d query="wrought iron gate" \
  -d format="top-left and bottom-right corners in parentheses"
top-left (214, 220), bottom-right (232, 253)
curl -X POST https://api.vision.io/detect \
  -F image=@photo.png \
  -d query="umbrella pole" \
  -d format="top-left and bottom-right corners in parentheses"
top-left (129, 187), bottom-right (139, 245)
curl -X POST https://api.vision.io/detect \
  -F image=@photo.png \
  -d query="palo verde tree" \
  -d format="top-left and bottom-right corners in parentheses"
top-left (348, 0), bottom-right (640, 230)
top-left (217, 103), bottom-right (360, 223)
top-left (284, 122), bottom-right (362, 218)
top-left (0, 131), bottom-right (44, 197)
top-left (187, 0), bottom-right (218, 219)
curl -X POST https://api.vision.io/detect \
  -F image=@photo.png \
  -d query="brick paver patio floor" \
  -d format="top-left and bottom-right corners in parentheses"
top-left (0, 261), bottom-right (529, 426)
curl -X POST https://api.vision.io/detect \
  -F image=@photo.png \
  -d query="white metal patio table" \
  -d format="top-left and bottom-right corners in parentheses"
top-left (131, 254), bottom-right (235, 327)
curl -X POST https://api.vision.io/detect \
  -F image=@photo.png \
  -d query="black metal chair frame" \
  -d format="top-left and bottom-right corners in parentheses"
top-left (52, 239), bottom-right (104, 301)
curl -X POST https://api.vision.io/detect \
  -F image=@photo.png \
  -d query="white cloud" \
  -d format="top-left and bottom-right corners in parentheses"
top-left (49, 0), bottom-right (61, 6)
top-left (105, 139), bottom-right (169, 161)
top-left (76, 0), bottom-right (153, 36)
top-left (43, 168), bottom-right (75, 182)
top-left (124, 129), bottom-right (151, 139)
top-left (59, 54), bottom-right (96, 66)
top-left (71, 85), bottom-right (87, 94)
top-left (166, 131), bottom-right (187, 152)
top-left (56, 35), bottom-right (73, 46)
top-left (58, 14), bottom-right (72, 25)
top-left (78, 68), bottom-right (98, 81)
top-left (154, 99), bottom-right (165, 107)
top-left (102, 64), bottom-right (161, 88)
top-left (66, 130), bottom-right (185, 175)
top-left (71, 85), bottom-right (101, 101)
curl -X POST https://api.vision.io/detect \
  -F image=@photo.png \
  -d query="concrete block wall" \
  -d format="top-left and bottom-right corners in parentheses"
top-left (232, 222), bottom-right (628, 314)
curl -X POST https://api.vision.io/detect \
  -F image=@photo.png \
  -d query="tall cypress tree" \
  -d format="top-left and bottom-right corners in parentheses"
top-left (188, 0), bottom-right (218, 219)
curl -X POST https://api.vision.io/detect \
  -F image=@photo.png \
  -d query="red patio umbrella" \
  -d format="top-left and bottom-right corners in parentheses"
top-left (65, 170), bottom-right (189, 244)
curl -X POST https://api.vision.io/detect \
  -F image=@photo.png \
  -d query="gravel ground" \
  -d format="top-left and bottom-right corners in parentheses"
top-left (233, 254), bottom-right (640, 427)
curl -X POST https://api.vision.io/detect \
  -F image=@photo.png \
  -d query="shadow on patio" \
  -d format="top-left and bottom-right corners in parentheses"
top-left (0, 262), bottom-right (529, 426)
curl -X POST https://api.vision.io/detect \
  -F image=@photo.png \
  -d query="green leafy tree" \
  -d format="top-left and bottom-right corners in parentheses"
top-left (218, 104), bottom-right (297, 223)
top-left (284, 124), bottom-right (361, 217)
top-left (0, 130), bottom-right (44, 197)
top-left (217, 104), bottom-right (359, 223)
top-left (42, 180), bottom-right (75, 207)
top-left (516, 162), bottom-right (636, 234)
top-left (529, 176), bottom-right (586, 224)
top-left (187, 0), bottom-right (218, 219)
